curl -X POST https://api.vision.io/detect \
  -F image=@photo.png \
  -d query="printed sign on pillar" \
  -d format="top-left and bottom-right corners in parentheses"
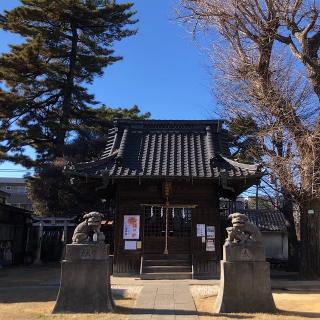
top-left (123, 215), bottom-right (140, 240)
top-left (206, 226), bottom-right (215, 239)
top-left (197, 224), bottom-right (206, 237)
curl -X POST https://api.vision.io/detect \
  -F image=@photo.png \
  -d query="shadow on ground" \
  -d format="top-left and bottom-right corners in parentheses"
top-left (0, 287), bottom-right (58, 303)
top-left (117, 306), bottom-right (255, 318)
top-left (0, 264), bottom-right (60, 287)
top-left (277, 309), bottom-right (320, 319)
top-left (117, 306), bottom-right (320, 319)
top-left (0, 287), bottom-right (134, 304)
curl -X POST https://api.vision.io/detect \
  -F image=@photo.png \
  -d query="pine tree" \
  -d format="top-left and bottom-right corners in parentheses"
top-left (227, 115), bottom-right (262, 164)
top-left (0, 1), bottom-right (151, 216)
top-left (27, 105), bottom-right (150, 216)
top-left (0, 0), bottom-right (137, 166)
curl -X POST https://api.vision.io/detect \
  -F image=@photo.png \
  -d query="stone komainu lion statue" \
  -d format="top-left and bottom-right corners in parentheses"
top-left (225, 212), bottom-right (263, 245)
top-left (72, 212), bottom-right (105, 244)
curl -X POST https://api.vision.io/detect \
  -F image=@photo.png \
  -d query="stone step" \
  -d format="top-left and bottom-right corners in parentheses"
top-left (143, 265), bottom-right (192, 273)
top-left (140, 272), bottom-right (193, 280)
top-left (143, 254), bottom-right (191, 260)
top-left (143, 259), bottom-right (190, 266)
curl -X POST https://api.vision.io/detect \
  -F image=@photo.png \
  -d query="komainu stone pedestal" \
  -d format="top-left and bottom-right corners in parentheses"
top-left (52, 244), bottom-right (114, 313)
top-left (215, 242), bottom-right (276, 313)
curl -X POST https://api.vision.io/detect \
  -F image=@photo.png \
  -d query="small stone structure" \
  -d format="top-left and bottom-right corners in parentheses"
top-left (52, 213), bottom-right (113, 313)
top-left (215, 213), bottom-right (276, 313)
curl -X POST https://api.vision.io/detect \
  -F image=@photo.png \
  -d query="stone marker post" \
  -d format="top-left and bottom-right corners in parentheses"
top-left (215, 213), bottom-right (276, 313)
top-left (52, 212), bottom-right (114, 313)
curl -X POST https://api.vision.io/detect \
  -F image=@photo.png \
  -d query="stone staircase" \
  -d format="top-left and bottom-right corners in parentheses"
top-left (140, 254), bottom-right (192, 280)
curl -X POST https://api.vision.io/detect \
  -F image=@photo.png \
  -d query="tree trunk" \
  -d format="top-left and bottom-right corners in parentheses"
top-left (281, 192), bottom-right (299, 271)
top-left (300, 199), bottom-right (320, 279)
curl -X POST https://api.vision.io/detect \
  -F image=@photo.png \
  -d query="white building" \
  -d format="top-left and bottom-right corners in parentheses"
top-left (0, 178), bottom-right (33, 211)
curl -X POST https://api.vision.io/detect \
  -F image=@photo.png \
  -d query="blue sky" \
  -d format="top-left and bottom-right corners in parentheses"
top-left (0, 0), bottom-right (217, 177)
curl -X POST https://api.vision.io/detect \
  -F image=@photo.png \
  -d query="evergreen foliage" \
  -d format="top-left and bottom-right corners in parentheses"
top-left (0, 0), bottom-right (151, 216)
top-left (227, 115), bottom-right (263, 164)
top-left (27, 105), bottom-right (150, 216)
top-left (0, 0), bottom-right (137, 165)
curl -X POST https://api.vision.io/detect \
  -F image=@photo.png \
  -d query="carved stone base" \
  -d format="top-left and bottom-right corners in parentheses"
top-left (215, 260), bottom-right (276, 313)
top-left (224, 242), bottom-right (266, 262)
top-left (52, 244), bottom-right (114, 313)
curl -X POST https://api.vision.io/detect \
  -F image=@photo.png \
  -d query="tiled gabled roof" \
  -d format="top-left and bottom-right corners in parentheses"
top-left (221, 209), bottom-right (288, 232)
top-left (69, 119), bottom-right (262, 179)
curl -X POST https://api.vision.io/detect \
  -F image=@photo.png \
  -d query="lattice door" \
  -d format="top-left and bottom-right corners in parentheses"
top-left (168, 208), bottom-right (192, 237)
top-left (144, 206), bottom-right (165, 237)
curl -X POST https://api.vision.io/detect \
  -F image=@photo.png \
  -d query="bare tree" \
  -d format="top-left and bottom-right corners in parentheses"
top-left (180, 0), bottom-right (320, 278)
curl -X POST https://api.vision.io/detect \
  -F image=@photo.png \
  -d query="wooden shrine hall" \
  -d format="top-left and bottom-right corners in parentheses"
top-left (68, 119), bottom-right (263, 279)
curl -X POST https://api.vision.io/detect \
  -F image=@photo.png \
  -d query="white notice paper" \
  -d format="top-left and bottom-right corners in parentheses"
top-left (206, 239), bottom-right (215, 252)
top-left (197, 224), bottom-right (206, 237)
top-left (124, 241), bottom-right (136, 250)
top-left (206, 226), bottom-right (215, 239)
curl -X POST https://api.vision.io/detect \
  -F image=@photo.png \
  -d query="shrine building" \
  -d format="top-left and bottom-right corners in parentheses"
top-left (68, 119), bottom-right (263, 279)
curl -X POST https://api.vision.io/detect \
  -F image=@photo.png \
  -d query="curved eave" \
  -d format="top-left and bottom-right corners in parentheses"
top-left (64, 170), bottom-right (263, 180)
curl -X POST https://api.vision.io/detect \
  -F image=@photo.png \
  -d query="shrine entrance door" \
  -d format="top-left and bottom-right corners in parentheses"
top-left (143, 205), bottom-right (192, 254)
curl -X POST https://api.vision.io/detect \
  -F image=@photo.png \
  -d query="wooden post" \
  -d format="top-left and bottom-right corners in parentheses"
top-left (256, 184), bottom-right (259, 211)
top-left (164, 203), bottom-right (169, 255)
top-left (162, 181), bottom-right (172, 255)
top-left (34, 221), bottom-right (43, 264)
top-left (63, 222), bottom-right (68, 243)
top-left (61, 221), bottom-right (68, 260)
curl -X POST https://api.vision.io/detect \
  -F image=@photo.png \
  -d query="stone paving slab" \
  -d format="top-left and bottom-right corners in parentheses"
top-left (111, 275), bottom-right (320, 291)
top-left (129, 283), bottom-right (198, 320)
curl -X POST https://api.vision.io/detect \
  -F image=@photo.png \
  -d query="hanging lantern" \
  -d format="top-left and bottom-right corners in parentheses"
top-left (182, 208), bottom-right (185, 219)
top-left (172, 208), bottom-right (175, 218)
top-left (151, 206), bottom-right (154, 217)
top-left (160, 207), bottom-right (163, 218)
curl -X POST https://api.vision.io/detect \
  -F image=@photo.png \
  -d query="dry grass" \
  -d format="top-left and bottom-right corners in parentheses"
top-left (2, 266), bottom-right (320, 320)
top-left (192, 289), bottom-right (320, 320)
top-left (0, 265), bottom-right (143, 320)
top-left (0, 287), bottom-right (138, 320)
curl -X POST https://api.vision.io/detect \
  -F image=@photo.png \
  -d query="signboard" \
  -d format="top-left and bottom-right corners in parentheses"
top-left (124, 240), bottom-right (136, 250)
top-left (197, 224), bottom-right (206, 237)
top-left (206, 239), bottom-right (215, 252)
top-left (123, 215), bottom-right (140, 240)
top-left (308, 209), bottom-right (315, 215)
top-left (206, 226), bottom-right (215, 239)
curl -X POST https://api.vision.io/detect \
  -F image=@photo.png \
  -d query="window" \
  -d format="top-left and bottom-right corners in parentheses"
top-left (5, 186), bottom-right (12, 190)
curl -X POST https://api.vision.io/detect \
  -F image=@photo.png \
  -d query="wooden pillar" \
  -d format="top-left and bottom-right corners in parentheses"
top-left (61, 221), bottom-right (68, 260)
top-left (162, 181), bottom-right (172, 255)
top-left (164, 205), bottom-right (169, 255)
top-left (63, 222), bottom-right (68, 244)
top-left (256, 184), bottom-right (259, 211)
top-left (34, 221), bottom-right (43, 264)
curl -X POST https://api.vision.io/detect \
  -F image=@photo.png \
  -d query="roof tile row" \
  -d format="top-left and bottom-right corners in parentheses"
top-left (70, 120), bottom-right (262, 179)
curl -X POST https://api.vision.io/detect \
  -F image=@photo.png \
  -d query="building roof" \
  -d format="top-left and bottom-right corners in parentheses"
top-left (68, 119), bottom-right (262, 179)
top-left (0, 202), bottom-right (32, 221)
top-left (221, 209), bottom-right (288, 232)
top-left (7, 193), bottom-right (32, 205)
top-left (0, 177), bottom-right (27, 184)
top-left (0, 190), bottom-right (9, 197)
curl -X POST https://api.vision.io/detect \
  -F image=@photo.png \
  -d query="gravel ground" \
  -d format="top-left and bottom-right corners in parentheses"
top-left (189, 285), bottom-right (219, 298)
top-left (112, 285), bottom-right (143, 299)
